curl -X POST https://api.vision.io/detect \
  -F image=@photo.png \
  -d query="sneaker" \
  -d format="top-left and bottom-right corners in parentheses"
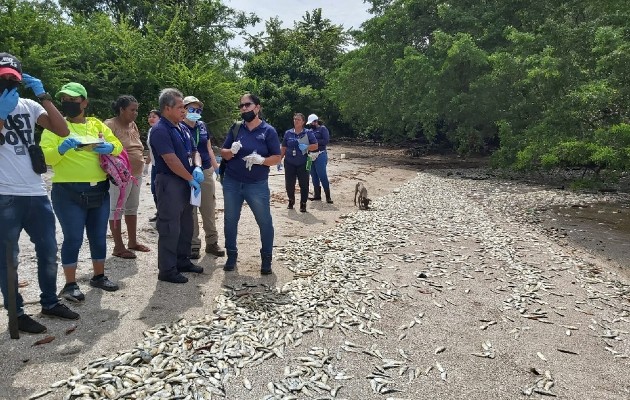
top-left (42, 303), bottom-right (80, 320)
top-left (205, 242), bottom-right (225, 257)
top-left (61, 284), bottom-right (85, 302)
top-left (190, 248), bottom-right (200, 259)
top-left (89, 276), bottom-right (119, 292)
top-left (17, 314), bottom-right (47, 334)
top-left (178, 263), bottom-right (204, 274)
top-left (158, 273), bottom-right (188, 283)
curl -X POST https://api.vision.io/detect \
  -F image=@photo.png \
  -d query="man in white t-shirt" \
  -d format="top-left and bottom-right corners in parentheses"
top-left (0, 52), bottom-right (79, 334)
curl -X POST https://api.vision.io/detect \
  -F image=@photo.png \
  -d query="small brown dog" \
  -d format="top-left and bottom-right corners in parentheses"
top-left (354, 182), bottom-right (371, 210)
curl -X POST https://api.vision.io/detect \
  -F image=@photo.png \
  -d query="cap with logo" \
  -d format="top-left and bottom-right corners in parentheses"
top-left (307, 114), bottom-right (319, 124)
top-left (0, 53), bottom-right (22, 81)
top-left (183, 96), bottom-right (204, 107)
top-left (56, 82), bottom-right (88, 99)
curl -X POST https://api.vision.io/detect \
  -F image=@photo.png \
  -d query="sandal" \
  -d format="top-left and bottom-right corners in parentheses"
top-left (128, 244), bottom-right (150, 252)
top-left (112, 249), bottom-right (137, 259)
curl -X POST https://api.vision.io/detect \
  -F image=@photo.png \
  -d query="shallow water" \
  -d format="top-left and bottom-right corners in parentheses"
top-left (549, 202), bottom-right (630, 268)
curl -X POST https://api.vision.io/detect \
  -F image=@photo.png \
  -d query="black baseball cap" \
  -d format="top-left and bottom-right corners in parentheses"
top-left (0, 53), bottom-right (22, 81)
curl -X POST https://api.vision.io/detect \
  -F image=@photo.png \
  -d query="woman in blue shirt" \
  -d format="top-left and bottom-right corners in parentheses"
top-left (220, 94), bottom-right (281, 274)
top-left (281, 113), bottom-right (318, 212)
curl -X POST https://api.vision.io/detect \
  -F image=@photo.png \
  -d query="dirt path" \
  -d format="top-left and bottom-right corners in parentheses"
top-left (0, 144), bottom-right (628, 399)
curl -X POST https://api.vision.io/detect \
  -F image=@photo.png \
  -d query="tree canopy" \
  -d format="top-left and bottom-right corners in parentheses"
top-left (2, 0), bottom-right (629, 173)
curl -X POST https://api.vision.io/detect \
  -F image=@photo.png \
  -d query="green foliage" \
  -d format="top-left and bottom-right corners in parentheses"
top-left (329, 0), bottom-right (630, 172)
top-left (241, 9), bottom-right (350, 135)
top-left (1, 0), bottom-right (248, 141)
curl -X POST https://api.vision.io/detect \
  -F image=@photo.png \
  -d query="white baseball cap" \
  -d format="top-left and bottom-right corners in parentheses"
top-left (307, 114), bottom-right (319, 124)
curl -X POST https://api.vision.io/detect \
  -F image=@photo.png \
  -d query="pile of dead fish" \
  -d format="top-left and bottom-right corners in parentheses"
top-left (44, 172), bottom-right (630, 399)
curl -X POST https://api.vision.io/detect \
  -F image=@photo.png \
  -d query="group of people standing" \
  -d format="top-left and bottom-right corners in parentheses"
top-left (280, 112), bottom-right (333, 213)
top-left (0, 52), bottom-right (334, 335)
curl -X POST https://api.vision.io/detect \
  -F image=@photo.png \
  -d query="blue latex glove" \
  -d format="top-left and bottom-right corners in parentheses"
top-left (189, 179), bottom-right (201, 197)
top-left (22, 73), bottom-right (45, 97)
top-left (298, 143), bottom-right (308, 153)
top-left (0, 88), bottom-right (19, 120)
top-left (192, 167), bottom-right (204, 183)
top-left (58, 138), bottom-right (81, 155)
top-left (93, 142), bottom-right (114, 154)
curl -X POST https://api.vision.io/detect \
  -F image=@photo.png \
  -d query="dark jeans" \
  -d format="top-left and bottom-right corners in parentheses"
top-left (155, 173), bottom-right (193, 277)
top-left (310, 150), bottom-right (330, 190)
top-left (284, 161), bottom-right (310, 204)
top-left (51, 181), bottom-right (110, 265)
top-left (150, 165), bottom-right (157, 206)
top-left (0, 195), bottom-right (59, 315)
top-left (222, 174), bottom-right (274, 255)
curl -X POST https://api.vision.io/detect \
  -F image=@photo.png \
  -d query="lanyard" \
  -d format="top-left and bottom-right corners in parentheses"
top-left (172, 125), bottom-right (191, 155)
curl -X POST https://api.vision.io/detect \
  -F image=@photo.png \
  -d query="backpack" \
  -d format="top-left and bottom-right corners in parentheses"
top-left (100, 149), bottom-right (138, 223)
top-left (217, 122), bottom-right (241, 183)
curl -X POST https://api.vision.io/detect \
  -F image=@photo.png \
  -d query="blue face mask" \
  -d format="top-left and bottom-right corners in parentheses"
top-left (186, 112), bottom-right (202, 121)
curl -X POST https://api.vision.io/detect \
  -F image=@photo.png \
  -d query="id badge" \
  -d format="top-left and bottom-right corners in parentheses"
top-left (188, 157), bottom-right (193, 167)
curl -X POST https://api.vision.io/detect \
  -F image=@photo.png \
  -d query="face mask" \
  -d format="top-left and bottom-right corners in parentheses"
top-left (61, 101), bottom-right (82, 118)
top-left (241, 110), bottom-right (256, 123)
top-left (186, 112), bottom-right (202, 121)
top-left (0, 79), bottom-right (20, 94)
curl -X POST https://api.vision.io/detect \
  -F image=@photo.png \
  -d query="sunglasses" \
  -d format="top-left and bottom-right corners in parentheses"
top-left (187, 107), bottom-right (202, 114)
top-left (238, 102), bottom-right (254, 109)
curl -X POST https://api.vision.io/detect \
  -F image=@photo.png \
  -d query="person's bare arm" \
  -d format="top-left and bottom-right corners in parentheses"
top-left (308, 143), bottom-right (318, 151)
top-left (161, 153), bottom-right (194, 181)
top-left (36, 100), bottom-right (70, 137)
top-left (280, 146), bottom-right (286, 159)
top-left (207, 140), bottom-right (220, 171)
top-left (221, 148), bottom-right (234, 161)
top-left (262, 155), bottom-right (282, 166)
top-left (192, 151), bottom-right (202, 168)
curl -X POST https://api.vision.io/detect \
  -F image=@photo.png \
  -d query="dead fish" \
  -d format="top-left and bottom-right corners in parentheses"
top-left (243, 377), bottom-right (252, 390)
top-left (537, 352), bottom-right (547, 362)
top-left (32, 336), bottom-right (55, 346)
top-left (434, 346), bottom-right (446, 354)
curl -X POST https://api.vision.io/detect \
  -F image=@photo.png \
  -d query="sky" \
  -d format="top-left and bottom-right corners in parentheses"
top-left (225, 0), bottom-right (373, 49)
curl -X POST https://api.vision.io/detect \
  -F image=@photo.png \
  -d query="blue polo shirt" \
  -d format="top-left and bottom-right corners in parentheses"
top-left (184, 121), bottom-right (212, 170)
top-left (222, 120), bottom-right (281, 183)
top-left (282, 129), bottom-right (317, 166)
top-left (150, 117), bottom-right (196, 176)
top-left (312, 125), bottom-right (330, 152)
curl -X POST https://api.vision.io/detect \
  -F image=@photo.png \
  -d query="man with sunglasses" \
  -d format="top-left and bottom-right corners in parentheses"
top-left (182, 96), bottom-right (224, 259)
top-left (0, 52), bottom-right (79, 334)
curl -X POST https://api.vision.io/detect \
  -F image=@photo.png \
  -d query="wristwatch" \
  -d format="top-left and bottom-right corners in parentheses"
top-left (37, 93), bottom-right (53, 103)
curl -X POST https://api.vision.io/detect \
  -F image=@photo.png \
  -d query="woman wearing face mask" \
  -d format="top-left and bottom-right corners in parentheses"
top-left (220, 94), bottom-right (281, 274)
top-left (104, 95), bottom-right (149, 259)
top-left (40, 82), bottom-right (123, 302)
top-left (145, 109), bottom-right (161, 222)
top-left (280, 113), bottom-right (318, 212)
top-left (182, 96), bottom-right (224, 259)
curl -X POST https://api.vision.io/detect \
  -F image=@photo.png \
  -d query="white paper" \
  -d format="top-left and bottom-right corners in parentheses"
top-left (190, 187), bottom-right (201, 207)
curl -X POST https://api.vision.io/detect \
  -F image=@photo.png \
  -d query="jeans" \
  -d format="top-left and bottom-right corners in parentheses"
top-left (150, 165), bottom-right (157, 206)
top-left (51, 181), bottom-right (110, 266)
top-left (222, 174), bottom-right (274, 255)
top-left (0, 195), bottom-right (59, 315)
top-left (310, 150), bottom-right (330, 190)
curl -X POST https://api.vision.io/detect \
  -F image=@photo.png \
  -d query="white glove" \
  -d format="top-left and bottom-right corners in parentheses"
top-left (249, 153), bottom-right (265, 165)
top-left (243, 152), bottom-right (266, 171)
top-left (230, 141), bottom-right (242, 155)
